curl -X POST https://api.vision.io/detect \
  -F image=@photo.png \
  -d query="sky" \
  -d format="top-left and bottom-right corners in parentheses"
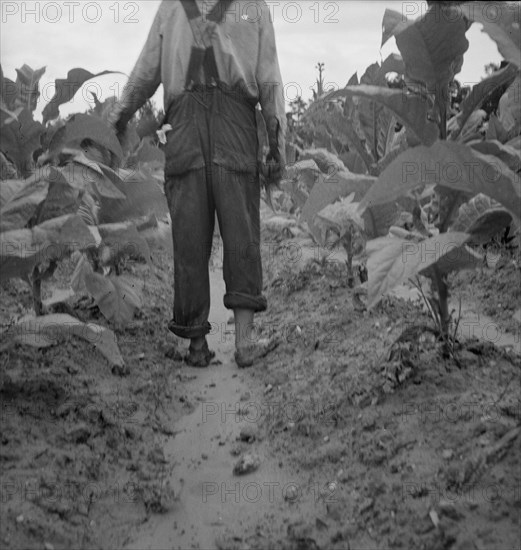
top-left (1, 0), bottom-right (503, 120)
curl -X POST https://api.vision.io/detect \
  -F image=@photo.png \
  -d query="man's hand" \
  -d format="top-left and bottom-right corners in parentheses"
top-left (262, 118), bottom-right (284, 185)
top-left (260, 146), bottom-right (285, 211)
top-left (261, 148), bottom-right (284, 185)
top-left (108, 119), bottom-right (126, 147)
top-left (108, 116), bottom-right (136, 155)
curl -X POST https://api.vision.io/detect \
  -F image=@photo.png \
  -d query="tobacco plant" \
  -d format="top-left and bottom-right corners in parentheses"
top-left (281, 1), bottom-right (520, 357)
top-left (0, 64), bottom-right (170, 368)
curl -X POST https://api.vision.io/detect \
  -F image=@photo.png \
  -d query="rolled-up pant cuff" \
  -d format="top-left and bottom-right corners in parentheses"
top-left (224, 292), bottom-right (267, 313)
top-left (168, 320), bottom-right (212, 339)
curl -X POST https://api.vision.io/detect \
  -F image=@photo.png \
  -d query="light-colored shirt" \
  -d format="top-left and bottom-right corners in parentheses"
top-left (110, 0), bottom-right (286, 162)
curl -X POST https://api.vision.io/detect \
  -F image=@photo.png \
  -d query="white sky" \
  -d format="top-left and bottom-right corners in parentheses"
top-left (1, 0), bottom-right (503, 120)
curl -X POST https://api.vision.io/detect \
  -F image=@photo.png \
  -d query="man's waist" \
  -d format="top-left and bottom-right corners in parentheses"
top-left (165, 81), bottom-right (257, 118)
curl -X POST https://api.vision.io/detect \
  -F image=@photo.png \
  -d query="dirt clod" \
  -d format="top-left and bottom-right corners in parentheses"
top-left (233, 453), bottom-right (261, 475)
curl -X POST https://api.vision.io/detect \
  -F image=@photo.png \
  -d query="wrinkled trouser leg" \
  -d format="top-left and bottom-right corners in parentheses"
top-left (164, 88), bottom-right (267, 340)
top-left (213, 165), bottom-right (266, 312)
top-left (165, 167), bottom-right (214, 339)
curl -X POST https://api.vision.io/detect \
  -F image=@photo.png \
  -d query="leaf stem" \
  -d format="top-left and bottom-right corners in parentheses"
top-left (31, 267), bottom-right (43, 316)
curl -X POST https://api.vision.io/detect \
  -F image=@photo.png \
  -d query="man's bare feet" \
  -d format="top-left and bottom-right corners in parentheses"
top-left (185, 338), bottom-right (215, 367)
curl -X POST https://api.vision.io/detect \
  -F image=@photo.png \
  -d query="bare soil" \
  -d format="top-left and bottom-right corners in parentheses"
top-left (1, 216), bottom-right (520, 550)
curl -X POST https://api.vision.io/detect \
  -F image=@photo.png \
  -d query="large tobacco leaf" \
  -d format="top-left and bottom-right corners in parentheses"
top-left (359, 141), bottom-right (521, 224)
top-left (461, 2), bottom-right (521, 68)
top-left (42, 68), bottom-right (121, 124)
top-left (0, 214), bottom-right (95, 280)
top-left (449, 64), bottom-right (518, 141)
top-left (382, 6), bottom-right (469, 91)
top-left (0, 109), bottom-right (44, 177)
top-left (326, 86), bottom-right (438, 147)
top-left (367, 232), bottom-right (481, 308)
top-left (451, 194), bottom-right (512, 244)
top-left (9, 313), bottom-right (124, 368)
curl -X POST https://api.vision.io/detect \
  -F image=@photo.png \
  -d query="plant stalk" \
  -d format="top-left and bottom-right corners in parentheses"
top-left (433, 267), bottom-right (451, 355)
top-left (31, 267), bottom-right (43, 316)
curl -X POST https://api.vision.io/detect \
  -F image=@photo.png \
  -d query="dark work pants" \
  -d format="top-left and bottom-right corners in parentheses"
top-left (163, 86), bottom-right (267, 339)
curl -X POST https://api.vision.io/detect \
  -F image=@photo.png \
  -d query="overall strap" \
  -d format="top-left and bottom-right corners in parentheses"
top-left (180, 0), bottom-right (200, 21)
top-left (180, 0), bottom-right (234, 23)
top-left (180, 0), bottom-right (234, 89)
top-left (207, 0), bottom-right (234, 23)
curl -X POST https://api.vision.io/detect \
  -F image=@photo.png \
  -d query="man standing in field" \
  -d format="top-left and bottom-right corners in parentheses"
top-left (109, 0), bottom-right (286, 367)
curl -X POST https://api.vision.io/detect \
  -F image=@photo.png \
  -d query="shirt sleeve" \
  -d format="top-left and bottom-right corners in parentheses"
top-left (108, 5), bottom-right (163, 132)
top-left (256, 4), bottom-right (286, 165)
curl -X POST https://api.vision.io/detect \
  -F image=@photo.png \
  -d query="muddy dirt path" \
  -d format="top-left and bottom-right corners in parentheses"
top-left (125, 243), bottom-right (520, 550)
top-left (125, 268), bottom-right (314, 550)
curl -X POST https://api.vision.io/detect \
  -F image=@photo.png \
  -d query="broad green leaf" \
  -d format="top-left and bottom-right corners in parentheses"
top-left (300, 170), bottom-right (376, 240)
top-left (419, 242), bottom-right (483, 280)
top-left (367, 232), bottom-right (472, 307)
top-left (382, 5), bottom-right (469, 90)
top-left (279, 180), bottom-right (308, 210)
top-left (360, 63), bottom-right (381, 86)
top-left (358, 94), bottom-right (391, 162)
top-left (470, 140), bottom-right (521, 173)
top-left (296, 150), bottom-right (346, 176)
top-left (347, 72), bottom-right (359, 86)
top-left (98, 222), bottom-right (151, 265)
top-left (325, 86), bottom-right (439, 147)
top-left (323, 106), bottom-right (375, 173)
top-left (305, 100), bottom-right (375, 173)
top-left (507, 136), bottom-right (521, 151)
top-left (0, 108), bottom-right (44, 177)
top-left (486, 114), bottom-right (511, 142)
top-left (360, 141), bottom-right (521, 224)
top-left (0, 228), bottom-right (41, 279)
top-left (315, 194), bottom-right (365, 244)
top-left (98, 167), bottom-right (169, 224)
top-left (0, 214), bottom-right (95, 280)
top-left (451, 193), bottom-right (512, 244)
top-left (70, 253), bottom-right (90, 293)
top-left (342, 150), bottom-right (368, 174)
top-left (0, 105), bottom-right (22, 128)
top-left (59, 162), bottom-right (126, 201)
top-left (139, 220), bottom-right (173, 257)
top-left (450, 110), bottom-right (487, 143)
top-left (363, 201), bottom-right (400, 239)
top-left (42, 121), bottom-right (67, 160)
top-left (356, 55), bottom-right (407, 162)
top-left (0, 64), bottom-right (16, 111)
top-left (381, 9), bottom-right (409, 47)
top-left (0, 179), bottom-right (26, 209)
top-left (14, 65), bottom-right (46, 112)
top-left (0, 69), bottom-right (23, 126)
top-left (32, 214), bottom-right (97, 260)
top-left (462, 2), bottom-right (521, 67)
top-left (378, 53), bottom-right (406, 82)
top-left (42, 68), bottom-right (122, 124)
top-left (64, 150), bottom-right (105, 176)
top-left (449, 63), bottom-right (518, 140)
top-left (0, 175), bottom-right (49, 231)
top-left (62, 114), bottom-right (123, 164)
top-left (36, 169), bottom-right (85, 224)
top-left (139, 161), bottom-right (164, 186)
top-left (9, 313), bottom-right (124, 367)
top-left (128, 138), bottom-right (165, 166)
top-left (42, 288), bottom-right (76, 308)
top-left (376, 137), bottom-right (409, 174)
top-left (84, 272), bottom-right (142, 327)
top-left (498, 75), bottom-right (521, 134)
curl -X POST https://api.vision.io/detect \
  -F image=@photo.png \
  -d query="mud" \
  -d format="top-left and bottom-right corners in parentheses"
top-left (1, 219), bottom-right (520, 550)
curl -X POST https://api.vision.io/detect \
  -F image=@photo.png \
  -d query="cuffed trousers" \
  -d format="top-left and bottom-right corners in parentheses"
top-left (163, 85), bottom-right (267, 339)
